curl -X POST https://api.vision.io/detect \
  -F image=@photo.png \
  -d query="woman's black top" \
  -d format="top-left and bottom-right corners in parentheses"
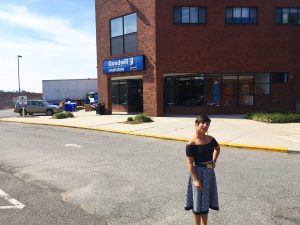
top-left (186, 138), bottom-right (219, 164)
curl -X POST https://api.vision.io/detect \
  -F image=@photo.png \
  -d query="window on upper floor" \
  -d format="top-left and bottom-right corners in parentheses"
top-left (225, 7), bottom-right (258, 24)
top-left (110, 13), bottom-right (137, 56)
top-left (174, 7), bottom-right (207, 24)
top-left (275, 8), bottom-right (300, 24)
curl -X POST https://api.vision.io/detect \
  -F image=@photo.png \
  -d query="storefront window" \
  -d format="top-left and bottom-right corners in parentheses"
top-left (119, 80), bottom-right (128, 105)
top-left (112, 81), bottom-right (119, 104)
top-left (238, 73), bottom-right (254, 105)
top-left (205, 74), bottom-right (222, 106)
top-left (255, 73), bottom-right (270, 94)
top-left (164, 74), bottom-right (205, 106)
top-left (165, 77), bottom-right (177, 105)
top-left (178, 77), bottom-right (191, 106)
top-left (164, 72), bottom-right (273, 108)
top-left (112, 80), bottom-right (128, 105)
top-left (222, 74), bottom-right (238, 106)
top-left (191, 75), bottom-right (205, 105)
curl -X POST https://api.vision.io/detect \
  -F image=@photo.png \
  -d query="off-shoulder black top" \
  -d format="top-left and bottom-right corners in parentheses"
top-left (186, 138), bottom-right (219, 164)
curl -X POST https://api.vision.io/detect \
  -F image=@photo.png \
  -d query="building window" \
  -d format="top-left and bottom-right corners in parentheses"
top-left (271, 72), bottom-right (288, 83)
top-left (112, 80), bottom-right (128, 105)
top-left (255, 73), bottom-right (270, 94)
top-left (177, 76), bottom-right (192, 105)
top-left (110, 13), bottom-right (137, 55)
top-left (226, 7), bottom-right (258, 24)
top-left (205, 74), bottom-right (222, 106)
top-left (165, 77), bottom-right (177, 106)
top-left (174, 7), bottom-right (207, 24)
top-left (223, 74), bottom-right (238, 106)
top-left (191, 76), bottom-right (205, 105)
top-left (275, 8), bottom-right (300, 24)
top-left (164, 73), bottom-right (276, 107)
top-left (165, 74), bottom-right (205, 106)
top-left (238, 73), bottom-right (254, 105)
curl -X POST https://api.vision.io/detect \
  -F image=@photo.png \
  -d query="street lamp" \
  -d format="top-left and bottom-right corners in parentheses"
top-left (17, 55), bottom-right (22, 93)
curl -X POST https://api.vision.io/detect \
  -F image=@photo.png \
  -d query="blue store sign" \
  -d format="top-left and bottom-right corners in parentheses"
top-left (103, 55), bottom-right (144, 74)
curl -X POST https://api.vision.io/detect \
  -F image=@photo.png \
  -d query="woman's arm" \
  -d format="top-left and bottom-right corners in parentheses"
top-left (213, 145), bottom-right (220, 163)
top-left (186, 157), bottom-right (202, 189)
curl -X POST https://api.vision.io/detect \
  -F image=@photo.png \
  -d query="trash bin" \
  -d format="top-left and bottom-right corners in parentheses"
top-left (95, 104), bottom-right (100, 115)
top-left (99, 103), bottom-right (105, 115)
top-left (64, 103), bottom-right (72, 112)
top-left (65, 103), bottom-right (77, 112)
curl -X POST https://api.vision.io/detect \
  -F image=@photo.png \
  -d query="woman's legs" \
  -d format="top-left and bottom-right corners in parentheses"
top-left (192, 214), bottom-right (200, 225)
top-left (192, 214), bottom-right (208, 225)
top-left (200, 214), bottom-right (208, 225)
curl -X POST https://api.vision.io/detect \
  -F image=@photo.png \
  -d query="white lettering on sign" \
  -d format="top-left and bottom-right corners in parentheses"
top-left (108, 68), bottom-right (125, 73)
top-left (108, 58), bottom-right (129, 67)
top-left (0, 189), bottom-right (25, 209)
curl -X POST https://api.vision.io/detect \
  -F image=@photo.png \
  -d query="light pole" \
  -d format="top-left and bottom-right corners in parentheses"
top-left (17, 55), bottom-right (22, 93)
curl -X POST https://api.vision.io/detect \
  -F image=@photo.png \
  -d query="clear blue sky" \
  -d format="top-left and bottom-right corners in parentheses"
top-left (0, 0), bottom-right (96, 93)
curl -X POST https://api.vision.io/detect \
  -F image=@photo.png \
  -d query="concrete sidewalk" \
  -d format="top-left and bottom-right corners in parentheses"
top-left (1, 110), bottom-right (299, 153)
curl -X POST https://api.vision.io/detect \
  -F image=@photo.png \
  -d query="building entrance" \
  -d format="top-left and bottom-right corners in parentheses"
top-left (111, 78), bottom-right (143, 113)
top-left (128, 79), bottom-right (143, 112)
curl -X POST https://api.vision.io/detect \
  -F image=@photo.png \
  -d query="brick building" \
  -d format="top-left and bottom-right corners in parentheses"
top-left (95, 0), bottom-right (300, 116)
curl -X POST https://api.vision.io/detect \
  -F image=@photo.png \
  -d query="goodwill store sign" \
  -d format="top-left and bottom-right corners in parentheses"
top-left (103, 55), bottom-right (144, 74)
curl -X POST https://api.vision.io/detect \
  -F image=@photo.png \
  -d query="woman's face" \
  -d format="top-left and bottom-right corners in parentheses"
top-left (195, 121), bottom-right (210, 134)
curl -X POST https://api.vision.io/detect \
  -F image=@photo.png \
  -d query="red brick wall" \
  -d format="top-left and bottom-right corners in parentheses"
top-left (96, 0), bottom-right (300, 116)
top-left (157, 0), bottom-right (300, 114)
top-left (95, 0), bottom-right (160, 115)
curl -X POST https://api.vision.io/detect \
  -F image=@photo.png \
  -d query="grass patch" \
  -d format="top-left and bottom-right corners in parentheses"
top-left (246, 112), bottom-right (300, 123)
top-left (125, 113), bottom-right (154, 124)
top-left (52, 111), bottom-right (74, 119)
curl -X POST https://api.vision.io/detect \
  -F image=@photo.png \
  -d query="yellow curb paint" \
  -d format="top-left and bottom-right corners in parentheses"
top-left (0, 119), bottom-right (289, 153)
top-left (219, 142), bottom-right (288, 153)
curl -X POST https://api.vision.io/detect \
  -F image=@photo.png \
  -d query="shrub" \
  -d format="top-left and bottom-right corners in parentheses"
top-left (125, 113), bottom-right (154, 124)
top-left (65, 112), bottom-right (74, 118)
top-left (134, 113), bottom-right (153, 123)
top-left (127, 117), bottom-right (134, 122)
top-left (52, 112), bottom-right (74, 119)
top-left (246, 112), bottom-right (300, 123)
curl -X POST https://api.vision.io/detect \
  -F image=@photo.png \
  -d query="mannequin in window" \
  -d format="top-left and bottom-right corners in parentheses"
top-left (212, 81), bottom-right (220, 105)
top-left (223, 86), bottom-right (231, 105)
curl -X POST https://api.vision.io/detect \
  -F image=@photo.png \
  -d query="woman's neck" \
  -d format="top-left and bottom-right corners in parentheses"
top-left (195, 132), bottom-right (206, 140)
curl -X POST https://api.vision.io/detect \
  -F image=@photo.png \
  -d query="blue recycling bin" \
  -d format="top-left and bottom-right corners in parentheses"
top-left (64, 103), bottom-right (77, 112)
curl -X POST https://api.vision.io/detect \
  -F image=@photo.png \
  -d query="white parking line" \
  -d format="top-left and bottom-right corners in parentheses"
top-left (0, 189), bottom-right (25, 209)
top-left (65, 143), bottom-right (82, 148)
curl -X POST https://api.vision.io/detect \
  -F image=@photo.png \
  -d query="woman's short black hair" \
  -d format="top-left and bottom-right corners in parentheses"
top-left (195, 114), bottom-right (211, 124)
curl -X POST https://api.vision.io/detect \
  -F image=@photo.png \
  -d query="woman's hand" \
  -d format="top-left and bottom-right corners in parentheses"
top-left (193, 179), bottom-right (202, 189)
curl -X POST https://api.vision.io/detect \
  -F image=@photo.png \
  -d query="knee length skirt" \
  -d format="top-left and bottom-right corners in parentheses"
top-left (184, 166), bottom-right (219, 215)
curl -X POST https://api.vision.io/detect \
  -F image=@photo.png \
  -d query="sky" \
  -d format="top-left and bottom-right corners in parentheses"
top-left (0, 0), bottom-right (97, 93)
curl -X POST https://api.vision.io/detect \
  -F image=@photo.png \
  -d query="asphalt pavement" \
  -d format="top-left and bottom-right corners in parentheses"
top-left (0, 109), bottom-right (299, 152)
top-left (1, 122), bottom-right (299, 225)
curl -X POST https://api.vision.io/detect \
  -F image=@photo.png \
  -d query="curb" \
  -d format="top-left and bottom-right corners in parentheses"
top-left (0, 119), bottom-right (289, 153)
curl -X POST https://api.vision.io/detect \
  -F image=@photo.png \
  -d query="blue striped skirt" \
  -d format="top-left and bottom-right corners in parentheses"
top-left (184, 166), bottom-right (219, 215)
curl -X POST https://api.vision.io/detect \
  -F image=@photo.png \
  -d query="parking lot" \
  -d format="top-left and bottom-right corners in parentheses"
top-left (0, 122), bottom-right (299, 224)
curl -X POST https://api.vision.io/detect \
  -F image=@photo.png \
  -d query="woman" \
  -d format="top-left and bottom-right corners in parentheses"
top-left (184, 114), bottom-right (220, 225)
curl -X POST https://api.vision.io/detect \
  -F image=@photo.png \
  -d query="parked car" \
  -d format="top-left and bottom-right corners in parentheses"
top-left (14, 99), bottom-right (63, 116)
